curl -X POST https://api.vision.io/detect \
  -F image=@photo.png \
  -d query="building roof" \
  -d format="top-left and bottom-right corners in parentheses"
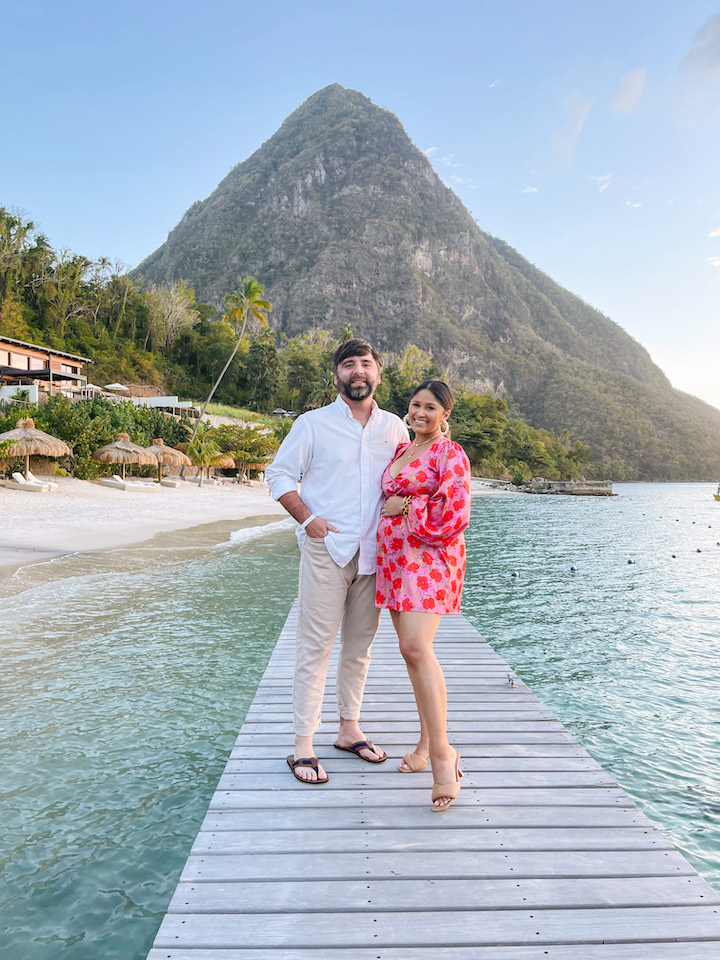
top-left (0, 366), bottom-right (87, 383)
top-left (0, 334), bottom-right (93, 364)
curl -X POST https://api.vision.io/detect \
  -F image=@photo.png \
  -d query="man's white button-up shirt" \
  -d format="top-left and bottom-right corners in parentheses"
top-left (266, 394), bottom-right (408, 573)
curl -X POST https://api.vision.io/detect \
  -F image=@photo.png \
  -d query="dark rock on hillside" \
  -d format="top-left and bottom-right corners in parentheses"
top-left (134, 84), bottom-right (720, 479)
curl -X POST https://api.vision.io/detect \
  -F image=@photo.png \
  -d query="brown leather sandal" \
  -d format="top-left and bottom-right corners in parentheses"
top-left (333, 739), bottom-right (387, 763)
top-left (286, 755), bottom-right (329, 784)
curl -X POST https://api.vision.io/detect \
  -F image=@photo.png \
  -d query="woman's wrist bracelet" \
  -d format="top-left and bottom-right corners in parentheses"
top-left (401, 496), bottom-right (412, 517)
top-left (300, 514), bottom-right (316, 530)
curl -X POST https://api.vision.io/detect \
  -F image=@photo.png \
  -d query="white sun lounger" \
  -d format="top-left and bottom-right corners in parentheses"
top-left (3, 472), bottom-right (51, 492)
top-left (27, 470), bottom-right (59, 490)
top-left (97, 476), bottom-right (158, 491)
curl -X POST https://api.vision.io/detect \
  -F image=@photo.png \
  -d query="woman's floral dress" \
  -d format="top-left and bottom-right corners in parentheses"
top-left (376, 437), bottom-right (471, 614)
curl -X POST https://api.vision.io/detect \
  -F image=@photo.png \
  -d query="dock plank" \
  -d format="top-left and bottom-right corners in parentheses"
top-left (153, 906), bottom-right (720, 949)
top-left (146, 607), bottom-right (720, 958)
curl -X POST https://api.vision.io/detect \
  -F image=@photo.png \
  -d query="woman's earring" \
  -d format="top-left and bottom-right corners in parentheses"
top-left (440, 419), bottom-right (450, 436)
top-left (403, 414), bottom-right (412, 427)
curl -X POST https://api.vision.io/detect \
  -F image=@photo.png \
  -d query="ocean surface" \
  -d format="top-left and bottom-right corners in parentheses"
top-left (0, 483), bottom-right (718, 959)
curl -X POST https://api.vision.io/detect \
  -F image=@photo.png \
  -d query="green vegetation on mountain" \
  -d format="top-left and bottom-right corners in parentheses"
top-left (132, 83), bottom-right (720, 481)
top-left (4, 78), bottom-right (720, 481)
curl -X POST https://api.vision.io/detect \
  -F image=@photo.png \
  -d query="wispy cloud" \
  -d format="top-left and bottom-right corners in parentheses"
top-left (424, 146), bottom-right (438, 156)
top-left (707, 255), bottom-right (720, 267)
top-left (439, 154), bottom-right (463, 168)
top-left (489, 80), bottom-right (499, 89)
top-left (708, 225), bottom-right (720, 237)
top-left (522, 186), bottom-right (538, 194)
top-left (625, 201), bottom-right (642, 208)
top-left (676, 15), bottom-right (720, 125)
top-left (682, 14), bottom-right (720, 79)
top-left (552, 93), bottom-right (592, 166)
top-left (610, 69), bottom-right (646, 114)
top-left (591, 173), bottom-right (613, 193)
top-left (446, 173), bottom-right (477, 190)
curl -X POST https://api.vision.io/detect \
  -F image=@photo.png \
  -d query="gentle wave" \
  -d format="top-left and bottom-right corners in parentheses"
top-left (222, 516), bottom-right (295, 546)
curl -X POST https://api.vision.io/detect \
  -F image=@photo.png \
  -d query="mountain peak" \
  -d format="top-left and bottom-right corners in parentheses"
top-left (132, 85), bottom-right (720, 478)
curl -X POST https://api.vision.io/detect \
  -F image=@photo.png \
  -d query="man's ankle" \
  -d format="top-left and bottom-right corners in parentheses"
top-left (295, 735), bottom-right (314, 757)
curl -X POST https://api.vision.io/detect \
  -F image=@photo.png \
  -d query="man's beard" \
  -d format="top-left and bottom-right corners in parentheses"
top-left (339, 378), bottom-right (375, 401)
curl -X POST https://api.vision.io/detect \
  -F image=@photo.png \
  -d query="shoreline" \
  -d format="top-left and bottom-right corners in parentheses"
top-left (0, 476), bottom-right (510, 579)
top-left (0, 477), bottom-right (286, 577)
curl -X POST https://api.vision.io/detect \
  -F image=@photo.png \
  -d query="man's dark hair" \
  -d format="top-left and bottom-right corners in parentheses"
top-left (332, 337), bottom-right (384, 373)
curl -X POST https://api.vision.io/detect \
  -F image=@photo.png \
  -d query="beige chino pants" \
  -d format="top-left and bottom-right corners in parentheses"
top-left (294, 536), bottom-right (381, 736)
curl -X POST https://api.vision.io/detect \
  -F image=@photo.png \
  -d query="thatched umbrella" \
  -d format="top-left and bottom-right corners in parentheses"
top-left (92, 432), bottom-right (157, 480)
top-left (146, 438), bottom-right (191, 482)
top-left (0, 417), bottom-right (70, 479)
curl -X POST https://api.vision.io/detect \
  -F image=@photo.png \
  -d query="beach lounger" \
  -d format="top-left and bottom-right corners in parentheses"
top-left (27, 470), bottom-right (59, 490)
top-left (97, 476), bottom-right (157, 491)
top-left (111, 475), bottom-right (158, 489)
top-left (4, 472), bottom-right (51, 492)
top-left (160, 477), bottom-right (183, 487)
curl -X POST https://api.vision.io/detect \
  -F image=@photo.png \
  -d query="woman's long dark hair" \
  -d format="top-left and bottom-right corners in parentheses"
top-left (410, 380), bottom-right (453, 410)
top-left (409, 380), bottom-right (453, 439)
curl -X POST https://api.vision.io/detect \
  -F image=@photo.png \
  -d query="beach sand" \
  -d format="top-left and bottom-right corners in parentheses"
top-left (0, 477), bottom-right (285, 575)
top-left (0, 475), bottom-right (510, 577)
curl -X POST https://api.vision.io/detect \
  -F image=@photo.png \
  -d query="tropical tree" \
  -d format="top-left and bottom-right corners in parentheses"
top-left (273, 417), bottom-right (293, 442)
top-left (307, 370), bottom-right (337, 408)
top-left (188, 276), bottom-right (271, 442)
top-left (183, 421), bottom-right (221, 486)
top-left (143, 279), bottom-right (199, 354)
top-left (245, 336), bottom-right (281, 411)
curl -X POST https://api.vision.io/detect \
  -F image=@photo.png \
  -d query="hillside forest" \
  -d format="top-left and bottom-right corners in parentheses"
top-left (0, 206), bottom-right (608, 483)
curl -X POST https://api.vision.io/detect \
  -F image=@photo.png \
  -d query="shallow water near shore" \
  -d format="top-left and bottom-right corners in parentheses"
top-left (0, 483), bottom-right (719, 959)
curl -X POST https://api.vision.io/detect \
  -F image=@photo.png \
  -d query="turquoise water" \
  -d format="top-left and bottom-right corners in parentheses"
top-left (0, 484), bottom-right (718, 958)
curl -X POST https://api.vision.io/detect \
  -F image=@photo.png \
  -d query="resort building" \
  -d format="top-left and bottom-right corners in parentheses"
top-left (0, 335), bottom-right (91, 403)
top-left (0, 335), bottom-right (199, 417)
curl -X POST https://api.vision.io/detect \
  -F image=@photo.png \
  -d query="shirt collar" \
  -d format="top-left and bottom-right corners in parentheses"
top-left (334, 393), bottom-right (379, 419)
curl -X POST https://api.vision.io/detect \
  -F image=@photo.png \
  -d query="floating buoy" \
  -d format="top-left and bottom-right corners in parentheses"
top-left (671, 554), bottom-right (676, 558)
top-left (697, 549), bottom-right (702, 553)
top-left (511, 571), bottom-right (520, 577)
top-left (627, 559), bottom-right (636, 564)
top-left (570, 565), bottom-right (578, 571)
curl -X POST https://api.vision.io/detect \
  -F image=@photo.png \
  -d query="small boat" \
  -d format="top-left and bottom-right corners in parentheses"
top-left (715, 483), bottom-right (720, 502)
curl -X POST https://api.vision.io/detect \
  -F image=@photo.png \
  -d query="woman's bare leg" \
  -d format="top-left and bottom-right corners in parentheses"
top-left (390, 610), bottom-right (458, 807)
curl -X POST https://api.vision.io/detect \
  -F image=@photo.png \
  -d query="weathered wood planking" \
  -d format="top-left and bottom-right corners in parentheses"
top-left (148, 606), bottom-right (720, 959)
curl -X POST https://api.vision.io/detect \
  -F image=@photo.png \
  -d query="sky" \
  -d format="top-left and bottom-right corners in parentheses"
top-left (2, 1), bottom-right (719, 410)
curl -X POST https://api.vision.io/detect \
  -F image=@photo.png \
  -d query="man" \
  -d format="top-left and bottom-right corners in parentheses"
top-left (266, 338), bottom-right (408, 783)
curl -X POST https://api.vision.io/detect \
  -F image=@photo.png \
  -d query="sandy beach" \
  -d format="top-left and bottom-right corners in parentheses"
top-left (0, 475), bottom-right (509, 576)
top-left (0, 477), bottom-right (286, 575)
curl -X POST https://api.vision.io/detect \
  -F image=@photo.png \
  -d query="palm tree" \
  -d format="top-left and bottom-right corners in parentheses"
top-left (186, 276), bottom-right (271, 447)
top-left (273, 418), bottom-right (293, 443)
top-left (307, 371), bottom-right (337, 408)
top-left (184, 422), bottom-right (221, 487)
top-left (338, 323), bottom-right (355, 343)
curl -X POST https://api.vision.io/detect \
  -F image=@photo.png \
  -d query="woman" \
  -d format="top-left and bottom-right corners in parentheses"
top-left (376, 380), bottom-right (471, 810)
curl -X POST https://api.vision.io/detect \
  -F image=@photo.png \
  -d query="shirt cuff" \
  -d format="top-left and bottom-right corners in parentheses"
top-left (267, 476), bottom-right (298, 501)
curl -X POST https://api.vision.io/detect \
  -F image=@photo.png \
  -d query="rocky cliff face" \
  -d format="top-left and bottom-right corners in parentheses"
top-left (134, 84), bottom-right (720, 478)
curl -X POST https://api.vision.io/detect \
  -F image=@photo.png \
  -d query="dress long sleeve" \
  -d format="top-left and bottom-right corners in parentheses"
top-left (405, 442), bottom-right (472, 548)
top-left (376, 437), bottom-right (471, 614)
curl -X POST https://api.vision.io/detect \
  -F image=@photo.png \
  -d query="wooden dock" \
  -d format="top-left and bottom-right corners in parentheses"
top-left (148, 607), bottom-right (720, 959)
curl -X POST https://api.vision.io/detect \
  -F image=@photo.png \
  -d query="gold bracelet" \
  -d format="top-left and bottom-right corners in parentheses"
top-left (401, 496), bottom-right (412, 517)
